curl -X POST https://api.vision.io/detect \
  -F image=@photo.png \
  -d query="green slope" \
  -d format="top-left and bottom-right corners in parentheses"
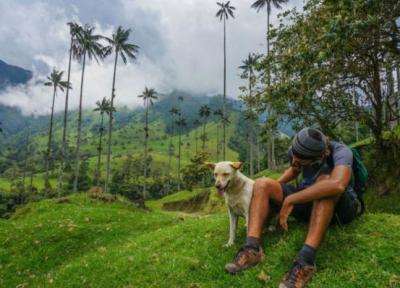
top-left (0, 193), bottom-right (399, 288)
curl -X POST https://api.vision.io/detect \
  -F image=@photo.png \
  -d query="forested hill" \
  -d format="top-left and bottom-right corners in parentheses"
top-left (0, 59), bottom-right (32, 89)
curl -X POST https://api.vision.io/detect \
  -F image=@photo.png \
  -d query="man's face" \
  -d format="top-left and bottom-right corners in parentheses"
top-left (291, 154), bottom-right (312, 168)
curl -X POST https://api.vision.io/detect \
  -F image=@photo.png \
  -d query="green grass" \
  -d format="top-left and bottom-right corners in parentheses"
top-left (0, 193), bottom-right (399, 287)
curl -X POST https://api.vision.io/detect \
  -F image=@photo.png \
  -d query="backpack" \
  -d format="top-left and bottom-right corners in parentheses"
top-left (350, 147), bottom-right (368, 215)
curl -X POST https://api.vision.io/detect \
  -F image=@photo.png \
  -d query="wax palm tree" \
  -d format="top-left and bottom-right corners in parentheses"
top-left (59, 22), bottom-right (82, 191)
top-left (213, 109), bottom-right (223, 161)
top-left (244, 110), bottom-right (258, 177)
top-left (199, 105), bottom-right (211, 151)
top-left (239, 53), bottom-right (261, 173)
top-left (251, 0), bottom-right (288, 170)
top-left (0, 121), bottom-right (3, 134)
top-left (93, 97), bottom-right (114, 187)
top-left (193, 119), bottom-right (201, 154)
top-left (168, 107), bottom-right (179, 170)
top-left (176, 115), bottom-right (187, 191)
top-left (251, 0), bottom-right (288, 57)
top-left (216, 1), bottom-right (235, 160)
top-left (44, 68), bottom-right (70, 191)
top-left (104, 26), bottom-right (140, 193)
top-left (175, 96), bottom-right (184, 191)
top-left (138, 87), bottom-right (158, 200)
top-left (72, 24), bottom-right (106, 192)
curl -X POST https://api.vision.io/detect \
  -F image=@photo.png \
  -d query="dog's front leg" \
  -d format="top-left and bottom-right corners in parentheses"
top-left (224, 208), bottom-right (238, 247)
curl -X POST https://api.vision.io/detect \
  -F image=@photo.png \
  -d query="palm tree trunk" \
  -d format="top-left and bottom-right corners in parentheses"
top-left (22, 125), bottom-right (30, 190)
top-left (178, 120), bottom-right (182, 191)
top-left (143, 100), bottom-right (149, 200)
top-left (249, 123), bottom-right (254, 177)
top-left (95, 113), bottom-right (104, 187)
top-left (104, 50), bottom-right (119, 193)
top-left (58, 36), bottom-right (73, 192)
top-left (168, 126), bottom-right (174, 170)
top-left (223, 17), bottom-right (227, 161)
top-left (45, 85), bottom-right (57, 192)
top-left (255, 126), bottom-right (261, 172)
top-left (397, 67), bottom-right (400, 126)
top-left (202, 121), bottom-right (206, 151)
top-left (266, 6), bottom-right (273, 170)
top-left (73, 51), bottom-right (87, 192)
top-left (249, 76), bottom-right (254, 177)
top-left (216, 121), bottom-right (219, 161)
top-left (195, 127), bottom-right (198, 154)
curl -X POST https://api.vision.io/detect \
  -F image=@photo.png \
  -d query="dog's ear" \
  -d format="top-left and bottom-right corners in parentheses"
top-left (203, 162), bottom-right (216, 169)
top-left (230, 161), bottom-right (242, 170)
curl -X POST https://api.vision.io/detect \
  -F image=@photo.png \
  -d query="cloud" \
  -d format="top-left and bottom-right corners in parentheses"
top-left (0, 0), bottom-right (303, 115)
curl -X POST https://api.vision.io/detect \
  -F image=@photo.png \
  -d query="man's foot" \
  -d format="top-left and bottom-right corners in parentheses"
top-left (279, 260), bottom-right (316, 288)
top-left (224, 245), bottom-right (264, 274)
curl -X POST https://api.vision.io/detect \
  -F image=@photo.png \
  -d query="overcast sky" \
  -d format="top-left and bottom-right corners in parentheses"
top-left (0, 0), bottom-right (303, 115)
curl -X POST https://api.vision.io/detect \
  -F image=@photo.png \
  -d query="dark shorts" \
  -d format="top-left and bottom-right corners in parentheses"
top-left (271, 184), bottom-right (359, 225)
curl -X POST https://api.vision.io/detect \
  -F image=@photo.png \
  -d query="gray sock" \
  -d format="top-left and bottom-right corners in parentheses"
top-left (245, 236), bottom-right (260, 249)
top-left (297, 244), bottom-right (317, 265)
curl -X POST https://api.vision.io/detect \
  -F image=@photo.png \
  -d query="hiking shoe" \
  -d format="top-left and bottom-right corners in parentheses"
top-left (279, 260), bottom-right (316, 288)
top-left (224, 245), bottom-right (264, 274)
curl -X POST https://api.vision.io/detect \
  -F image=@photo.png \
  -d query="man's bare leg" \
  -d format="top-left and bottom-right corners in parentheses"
top-left (224, 177), bottom-right (283, 274)
top-left (247, 177), bottom-right (284, 239)
top-left (292, 175), bottom-right (340, 268)
top-left (279, 175), bottom-right (341, 288)
top-left (305, 175), bottom-right (340, 249)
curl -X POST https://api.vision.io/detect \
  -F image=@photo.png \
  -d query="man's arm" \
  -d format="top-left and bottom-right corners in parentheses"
top-left (277, 167), bottom-right (300, 184)
top-left (279, 165), bottom-right (352, 231)
top-left (286, 165), bottom-right (352, 204)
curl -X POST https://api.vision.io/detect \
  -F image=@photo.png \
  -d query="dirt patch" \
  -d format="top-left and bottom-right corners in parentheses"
top-left (162, 190), bottom-right (210, 213)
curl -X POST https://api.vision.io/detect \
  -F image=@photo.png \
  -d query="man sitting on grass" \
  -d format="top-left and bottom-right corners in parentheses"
top-left (224, 127), bottom-right (360, 288)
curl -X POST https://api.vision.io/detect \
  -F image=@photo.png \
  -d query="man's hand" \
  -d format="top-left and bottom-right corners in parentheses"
top-left (280, 197), bottom-right (294, 231)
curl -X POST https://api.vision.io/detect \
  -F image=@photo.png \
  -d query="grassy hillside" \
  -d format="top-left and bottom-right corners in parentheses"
top-left (0, 193), bottom-right (399, 288)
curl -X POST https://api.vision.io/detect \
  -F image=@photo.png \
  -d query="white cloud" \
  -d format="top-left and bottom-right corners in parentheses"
top-left (0, 0), bottom-right (303, 115)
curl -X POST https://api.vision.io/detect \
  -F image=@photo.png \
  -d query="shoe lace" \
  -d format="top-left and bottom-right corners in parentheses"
top-left (234, 245), bottom-right (258, 262)
top-left (287, 261), bottom-right (307, 284)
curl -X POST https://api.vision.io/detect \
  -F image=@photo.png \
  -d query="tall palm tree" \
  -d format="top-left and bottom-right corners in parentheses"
top-left (176, 115), bottom-right (187, 191)
top-left (0, 121), bottom-right (3, 134)
top-left (216, 1), bottom-right (235, 160)
top-left (199, 105), bottom-right (211, 151)
top-left (193, 119), bottom-right (201, 154)
top-left (239, 53), bottom-right (260, 173)
top-left (58, 22), bottom-right (82, 191)
top-left (138, 87), bottom-right (158, 200)
top-left (176, 96), bottom-right (184, 191)
top-left (168, 107), bottom-right (179, 170)
top-left (72, 24), bottom-right (106, 193)
top-left (104, 26), bottom-right (139, 193)
top-left (22, 122), bottom-right (32, 190)
top-left (244, 110), bottom-right (257, 177)
top-left (251, 0), bottom-right (288, 170)
top-left (213, 109), bottom-right (223, 161)
top-left (44, 68), bottom-right (70, 191)
top-left (93, 97), bottom-right (114, 187)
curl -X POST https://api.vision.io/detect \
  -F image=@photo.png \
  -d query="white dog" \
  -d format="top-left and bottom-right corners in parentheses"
top-left (206, 161), bottom-right (254, 247)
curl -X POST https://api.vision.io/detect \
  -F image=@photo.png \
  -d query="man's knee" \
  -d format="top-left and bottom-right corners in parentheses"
top-left (253, 177), bottom-right (281, 199)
